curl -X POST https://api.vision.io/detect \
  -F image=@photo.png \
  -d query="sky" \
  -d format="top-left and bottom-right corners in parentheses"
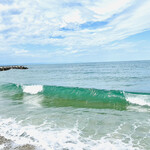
top-left (0, 0), bottom-right (150, 64)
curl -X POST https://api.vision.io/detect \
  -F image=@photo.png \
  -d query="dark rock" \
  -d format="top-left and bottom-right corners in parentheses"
top-left (0, 66), bottom-right (28, 71)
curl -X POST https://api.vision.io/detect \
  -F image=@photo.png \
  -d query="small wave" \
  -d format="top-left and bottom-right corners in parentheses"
top-left (22, 85), bottom-right (43, 94)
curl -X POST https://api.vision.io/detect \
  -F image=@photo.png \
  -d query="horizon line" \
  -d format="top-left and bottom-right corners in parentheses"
top-left (1, 59), bottom-right (150, 66)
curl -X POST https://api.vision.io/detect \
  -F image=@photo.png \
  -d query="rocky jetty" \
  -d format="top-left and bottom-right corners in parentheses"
top-left (0, 66), bottom-right (28, 71)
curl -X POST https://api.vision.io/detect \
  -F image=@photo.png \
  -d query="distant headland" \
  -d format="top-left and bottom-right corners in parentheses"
top-left (0, 66), bottom-right (28, 71)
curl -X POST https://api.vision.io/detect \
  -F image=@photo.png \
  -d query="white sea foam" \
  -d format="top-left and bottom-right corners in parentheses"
top-left (23, 85), bottom-right (43, 94)
top-left (0, 118), bottom-right (142, 150)
top-left (125, 93), bottom-right (150, 107)
top-left (23, 95), bottom-right (43, 108)
top-left (0, 144), bottom-right (5, 149)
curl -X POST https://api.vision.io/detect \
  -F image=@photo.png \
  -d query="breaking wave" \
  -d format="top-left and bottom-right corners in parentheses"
top-left (0, 83), bottom-right (150, 110)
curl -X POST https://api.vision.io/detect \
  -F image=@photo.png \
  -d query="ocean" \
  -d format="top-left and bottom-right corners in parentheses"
top-left (0, 61), bottom-right (150, 150)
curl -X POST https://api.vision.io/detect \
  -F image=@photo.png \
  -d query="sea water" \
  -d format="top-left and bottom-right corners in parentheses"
top-left (0, 61), bottom-right (150, 150)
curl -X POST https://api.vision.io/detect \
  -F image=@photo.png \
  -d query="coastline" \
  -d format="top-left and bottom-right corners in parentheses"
top-left (0, 135), bottom-right (35, 150)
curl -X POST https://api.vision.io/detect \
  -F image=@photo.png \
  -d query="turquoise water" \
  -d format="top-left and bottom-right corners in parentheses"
top-left (0, 61), bottom-right (150, 149)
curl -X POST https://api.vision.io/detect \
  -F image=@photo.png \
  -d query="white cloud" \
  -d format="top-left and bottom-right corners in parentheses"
top-left (0, 0), bottom-right (150, 58)
top-left (62, 9), bottom-right (83, 24)
top-left (14, 49), bottom-right (28, 54)
top-left (111, 1), bottom-right (150, 37)
top-left (88, 0), bottom-right (133, 20)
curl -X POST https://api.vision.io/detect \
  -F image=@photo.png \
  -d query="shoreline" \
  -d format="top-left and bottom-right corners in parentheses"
top-left (0, 135), bottom-right (35, 150)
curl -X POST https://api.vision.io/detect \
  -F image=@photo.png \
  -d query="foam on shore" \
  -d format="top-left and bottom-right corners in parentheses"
top-left (0, 118), bottom-right (143, 150)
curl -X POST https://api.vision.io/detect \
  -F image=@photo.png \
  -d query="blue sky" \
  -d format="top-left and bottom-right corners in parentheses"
top-left (0, 0), bottom-right (150, 64)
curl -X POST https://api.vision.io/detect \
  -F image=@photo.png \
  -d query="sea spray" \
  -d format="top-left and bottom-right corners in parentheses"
top-left (23, 85), bottom-right (43, 94)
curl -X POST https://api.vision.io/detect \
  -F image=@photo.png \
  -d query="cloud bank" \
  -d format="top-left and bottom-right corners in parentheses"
top-left (0, 0), bottom-right (150, 63)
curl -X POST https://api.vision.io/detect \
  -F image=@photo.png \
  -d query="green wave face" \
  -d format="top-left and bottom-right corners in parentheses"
top-left (41, 85), bottom-right (128, 110)
top-left (0, 83), bottom-right (130, 110)
top-left (0, 83), bottom-right (23, 101)
top-left (2, 83), bottom-right (150, 110)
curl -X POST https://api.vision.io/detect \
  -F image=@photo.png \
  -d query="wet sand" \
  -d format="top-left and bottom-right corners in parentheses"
top-left (0, 135), bottom-right (35, 150)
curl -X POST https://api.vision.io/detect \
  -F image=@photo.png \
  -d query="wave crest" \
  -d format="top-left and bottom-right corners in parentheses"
top-left (0, 83), bottom-right (150, 110)
top-left (22, 85), bottom-right (43, 94)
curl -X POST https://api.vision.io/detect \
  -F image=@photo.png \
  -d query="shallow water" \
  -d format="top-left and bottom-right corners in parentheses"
top-left (0, 61), bottom-right (150, 150)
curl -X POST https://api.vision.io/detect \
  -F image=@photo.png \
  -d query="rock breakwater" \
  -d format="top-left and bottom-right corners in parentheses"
top-left (0, 66), bottom-right (28, 71)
